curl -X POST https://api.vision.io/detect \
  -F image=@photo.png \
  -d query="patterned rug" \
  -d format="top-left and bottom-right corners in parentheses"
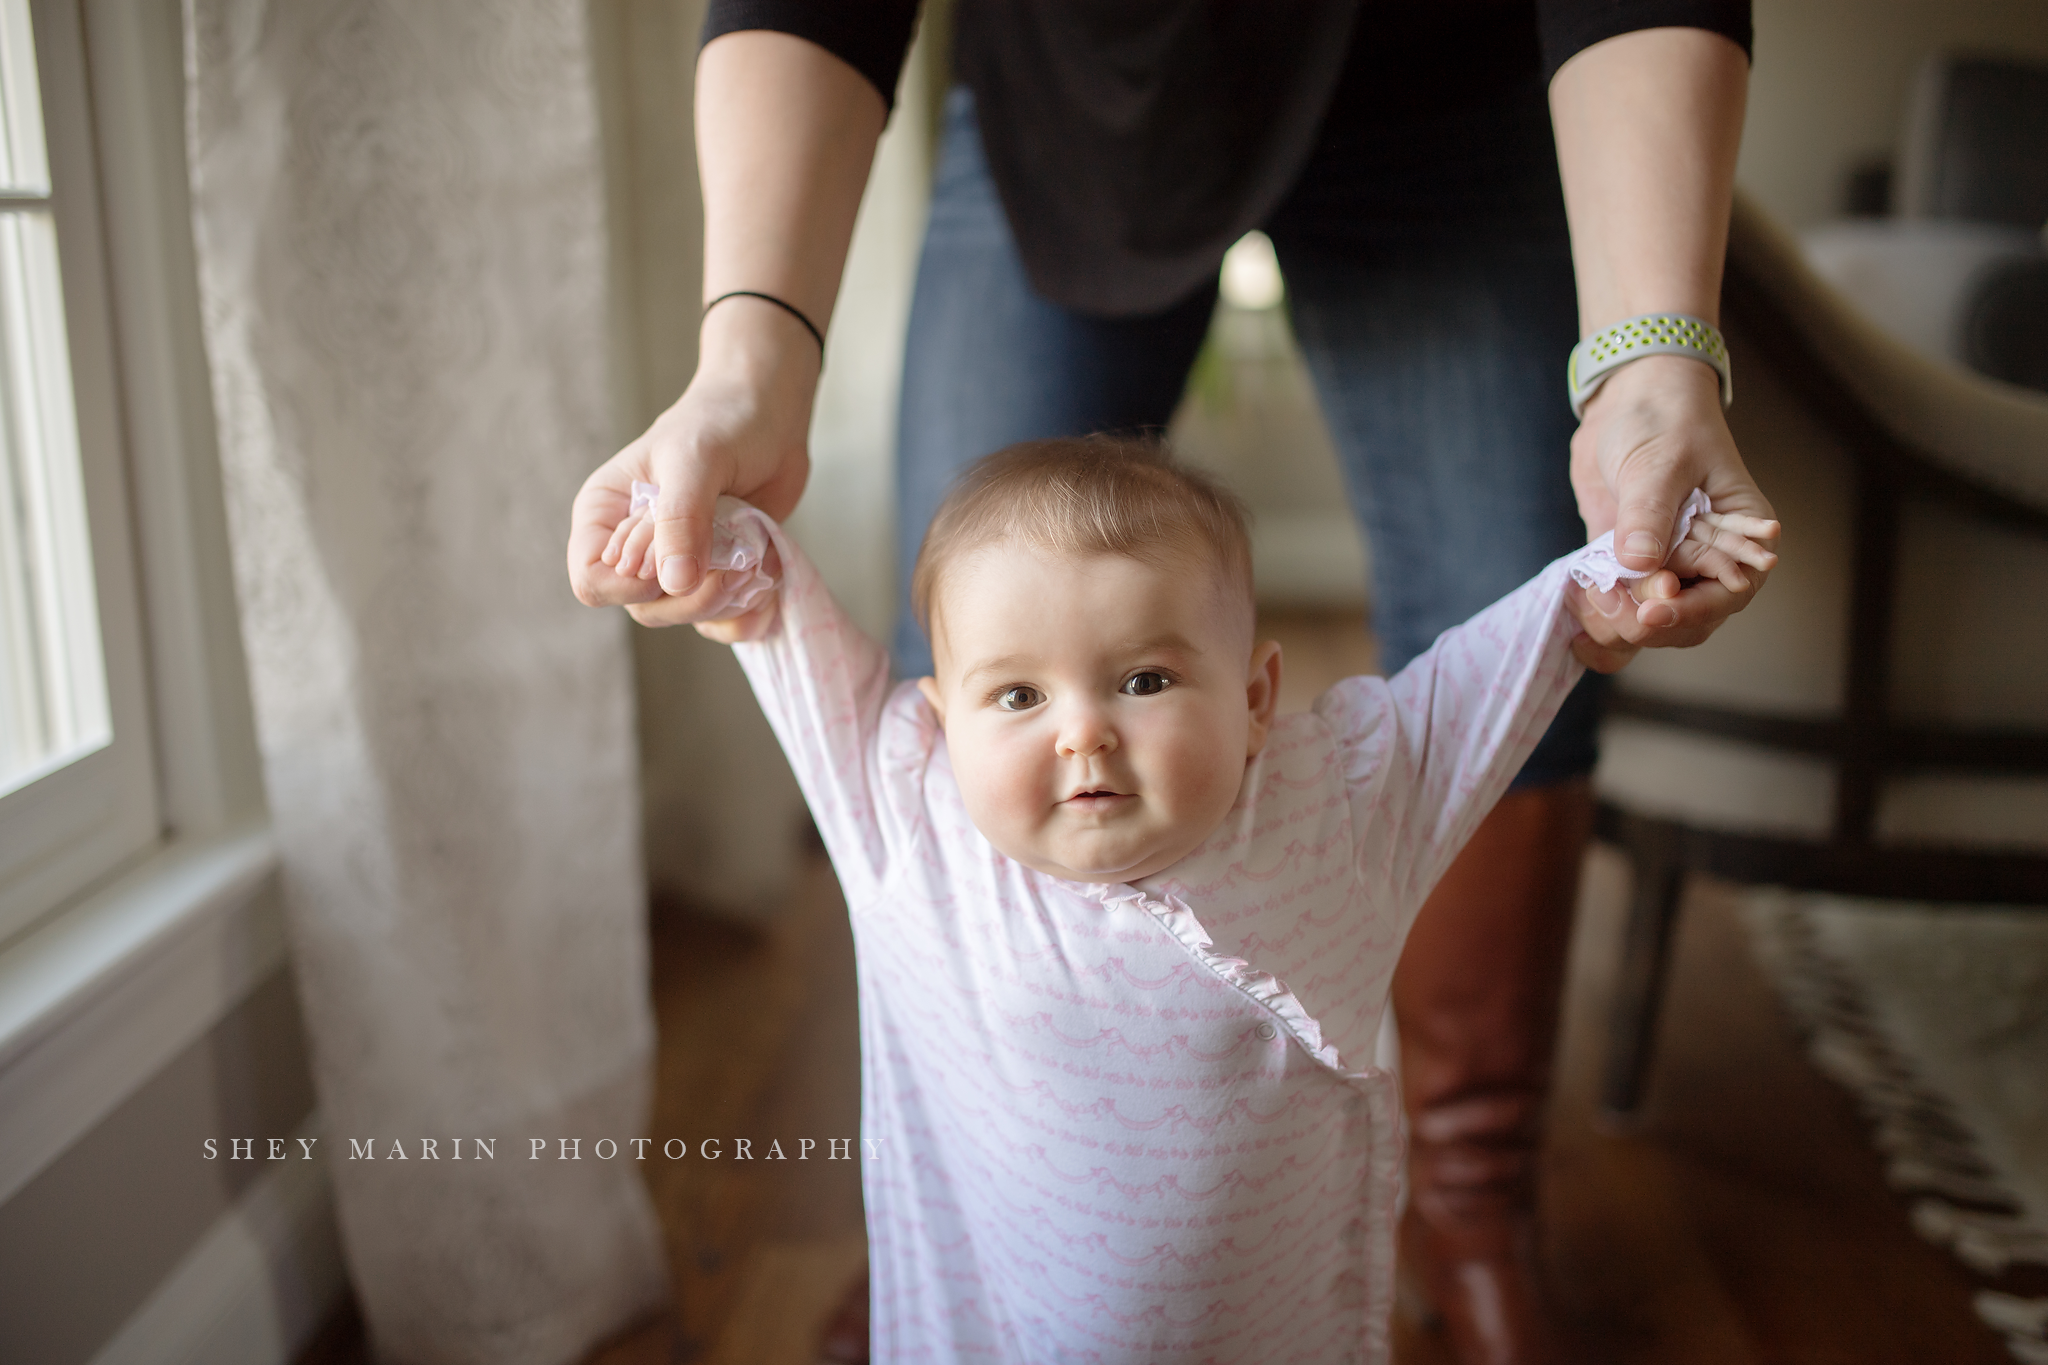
top-left (1744, 893), bottom-right (2048, 1363)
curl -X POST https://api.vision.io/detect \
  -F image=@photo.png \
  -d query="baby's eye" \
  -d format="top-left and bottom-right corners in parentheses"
top-left (1121, 671), bottom-right (1171, 697)
top-left (994, 684), bottom-right (1045, 712)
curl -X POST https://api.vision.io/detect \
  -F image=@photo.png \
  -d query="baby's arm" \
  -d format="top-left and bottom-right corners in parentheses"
top-left (1318, 561), bottom-right (1586, 927)
top-left (631, 489), bottom-right (897, 899)
top-left (1321, 491), bottom-right (1777, 928)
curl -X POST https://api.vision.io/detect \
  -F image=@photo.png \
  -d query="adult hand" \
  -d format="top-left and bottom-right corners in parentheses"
top-left (1567, 574), bottom-right (1670, 674)
top-left (565, 28), bottom-right (883, 629)
top-left (566, 304), bottom-right (817, 629)
top-left (1570, 354), bottom-right (1778, 650)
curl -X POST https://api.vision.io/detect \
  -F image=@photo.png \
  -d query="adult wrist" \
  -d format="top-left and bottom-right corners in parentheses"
top-left (1582, 352), bottom-right (1722, 412)
top-left (705, 290), bottom-right (824, 353)
top-left (695, 301), bottom-right (822, 401)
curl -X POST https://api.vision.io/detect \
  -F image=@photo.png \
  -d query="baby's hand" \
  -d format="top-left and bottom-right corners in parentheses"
top-left (600, 503), bottom-right (661, 583)
top-left (611, 483), bottom-right (783, 639)
top-left (1566, 574), bottom-right (1662, 673)
top-left (1662, 508), bottom-right (1781, 595)
top-left (1566, 504), bottom-right (1780, 674)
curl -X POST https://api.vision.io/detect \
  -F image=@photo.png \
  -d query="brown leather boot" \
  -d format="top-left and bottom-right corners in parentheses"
top-left (816, 1266), bottom-right (870, 1363)
top-left (1392, 781), bottom-right (1591, 1365)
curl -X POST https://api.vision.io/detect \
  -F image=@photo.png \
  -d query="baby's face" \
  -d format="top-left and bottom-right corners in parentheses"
top-left (918, 541), bottom-right (1281, 885)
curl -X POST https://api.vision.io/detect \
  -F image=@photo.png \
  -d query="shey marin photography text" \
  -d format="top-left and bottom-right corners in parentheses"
top-left (202, 1137), bottom-right (882, 1162)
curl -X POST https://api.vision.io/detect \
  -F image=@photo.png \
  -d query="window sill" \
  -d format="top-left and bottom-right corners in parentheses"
top-left (0, 818), bottom-right (281, 1206)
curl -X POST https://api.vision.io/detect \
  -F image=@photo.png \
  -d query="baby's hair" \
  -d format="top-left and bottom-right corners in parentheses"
top-left (911, 436), bottom-right (1254, 637)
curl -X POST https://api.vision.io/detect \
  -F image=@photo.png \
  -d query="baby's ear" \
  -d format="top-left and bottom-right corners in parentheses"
top-left (916, 676), bottom-right (946, 726)
top-left (1245, 640), bottom-right (1282, 757)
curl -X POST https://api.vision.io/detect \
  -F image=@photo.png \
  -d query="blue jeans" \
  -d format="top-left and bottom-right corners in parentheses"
top-left (894, 87), bottom-right (1606, 789)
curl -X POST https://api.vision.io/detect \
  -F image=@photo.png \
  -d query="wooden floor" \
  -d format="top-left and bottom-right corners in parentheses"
top-left (300, 609), bottom-right (2014, 1365)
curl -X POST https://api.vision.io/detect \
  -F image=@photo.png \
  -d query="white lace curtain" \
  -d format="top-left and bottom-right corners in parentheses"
top-left (184, 2), bottom-right (665, 1360)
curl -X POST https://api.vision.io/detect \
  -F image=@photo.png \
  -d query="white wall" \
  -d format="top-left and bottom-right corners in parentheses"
top-left (1739, 0), bottom-right (2048, 230)
top-left (787, 17), bottom-right (946, 641)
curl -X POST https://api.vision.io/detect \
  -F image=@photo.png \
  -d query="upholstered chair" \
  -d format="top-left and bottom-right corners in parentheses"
top-left (1802, 52), bottom-right (2048, 393)
top-left (1593, 194), bottom-right (2048, 1116)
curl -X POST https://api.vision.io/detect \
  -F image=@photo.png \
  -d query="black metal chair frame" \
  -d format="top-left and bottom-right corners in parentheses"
top-left (1596, 249), bottom-right (2048, 1119)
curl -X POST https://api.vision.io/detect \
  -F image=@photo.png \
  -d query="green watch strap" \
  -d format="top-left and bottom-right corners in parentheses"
top-left (1568, 313), bottom-right (1733, 419)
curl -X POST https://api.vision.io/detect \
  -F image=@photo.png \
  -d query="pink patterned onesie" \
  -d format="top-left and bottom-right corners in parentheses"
top-left (717, 499), bottom-right (1619, 1363)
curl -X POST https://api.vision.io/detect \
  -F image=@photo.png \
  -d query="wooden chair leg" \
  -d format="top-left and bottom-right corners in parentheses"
top-left (1601, 819), bottom-right (1688, 1120)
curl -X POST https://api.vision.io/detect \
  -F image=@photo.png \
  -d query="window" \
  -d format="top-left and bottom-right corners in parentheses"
top-left (0, 0), bottom-right (158, 946)
top-left (0, 0), bottom-right (104, 790)
top-left (0, 0), bottom-right (277, 1220)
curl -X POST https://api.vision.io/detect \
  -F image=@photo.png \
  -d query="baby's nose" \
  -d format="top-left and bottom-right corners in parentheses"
top-left (1055, 704), bottom-right (1117, 758)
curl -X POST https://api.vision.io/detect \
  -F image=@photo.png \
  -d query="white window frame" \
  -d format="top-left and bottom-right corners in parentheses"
top-left (0, 0), bottom-right (281, 1211)
top-left (0, 0), bottom-right (158, 940)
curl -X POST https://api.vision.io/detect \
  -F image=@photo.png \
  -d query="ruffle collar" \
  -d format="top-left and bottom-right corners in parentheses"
top-left (1074, 879), bottom-right (1365, 1081)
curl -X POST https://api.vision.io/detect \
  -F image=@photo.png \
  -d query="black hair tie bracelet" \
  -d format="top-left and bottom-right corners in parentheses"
top-left (703, 289), bottom-right (825, 355)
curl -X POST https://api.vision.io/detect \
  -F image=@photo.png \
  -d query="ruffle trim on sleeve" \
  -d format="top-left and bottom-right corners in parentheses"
top-left (1568, 488), bottom-right (1710, 594)
top-left (630, 484), bottom-right (780, 617)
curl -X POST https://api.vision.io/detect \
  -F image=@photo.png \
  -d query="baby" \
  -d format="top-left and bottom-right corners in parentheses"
top-left (610, 438), bottom-right (1775, 1363)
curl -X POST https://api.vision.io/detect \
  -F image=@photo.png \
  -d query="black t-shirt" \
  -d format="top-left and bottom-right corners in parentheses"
top-left (702, 0), bottom-right (1752, 316)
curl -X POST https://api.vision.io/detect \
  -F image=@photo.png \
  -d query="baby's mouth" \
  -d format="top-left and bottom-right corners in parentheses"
top-left (1060, 788), bottom-right (1132, 810)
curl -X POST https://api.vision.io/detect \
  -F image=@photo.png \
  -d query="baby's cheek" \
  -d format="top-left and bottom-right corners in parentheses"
top-left (1154, 707), bottom-right (1249, 815)
top-left (950, 727), bottom-right (1048, 841)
